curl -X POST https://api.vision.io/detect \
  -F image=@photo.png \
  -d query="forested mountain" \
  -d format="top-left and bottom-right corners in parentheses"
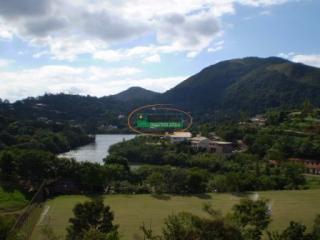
top-left (110, 87), bottom-right (160, 102)
top-left (159, 57), bottom-right (320, 113)
top-left (10, 94), bottom-right (127, 132)
top-left (2, 57), bottom-right (320, 131)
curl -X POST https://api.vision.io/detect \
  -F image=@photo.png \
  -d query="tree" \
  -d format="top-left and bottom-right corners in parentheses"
top-left (79, 162), bottom-right (108, 192)
top-left (230, 198), bottom-right (271, 240)
top-left (162, 213), bottom-right (197, 240)
top-left (83, 229), bottom-right (119, 240)
top-left (280, 222), bottom-right (307, 240)
top-left (0, 151), bottom-right (16, 177)
top-left (312, 215), bottom-right (320, 239)
top-left (0, 215), bottom-right (15, 240)
top-left (197, 218), bottom-right (243, 240)
top-left (143, 212), bottom-right (243, 240)
top-left (140, 223), bottom-right (163, 240)
top-left (66, 200), bottom-right (118, 240)
top-left (267, 215), bottom-right (320, 240)
top-left (167, 169), bottom-right (188, 194)
top-left (15, 150), bottom-right (56, 182)
top-left (186, 170), bottom-right (206, 194)
top-left (266, 111), bottom-right (286, 125)
top-left (104, 154), bottom-right (129, 171)
top-left (280, 162), bottom-right (305, 189)
top-left (302, 100), bottom-right (313, 115)
top-left (146, 171), bottom-right (167, 194)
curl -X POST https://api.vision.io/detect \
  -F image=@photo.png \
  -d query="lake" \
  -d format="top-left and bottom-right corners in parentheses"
top-left (58, 134), bottom-right (135, 164)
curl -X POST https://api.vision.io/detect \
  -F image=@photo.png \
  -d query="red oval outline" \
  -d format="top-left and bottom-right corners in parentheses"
top-left (127, 104), bottom-right (193, 136)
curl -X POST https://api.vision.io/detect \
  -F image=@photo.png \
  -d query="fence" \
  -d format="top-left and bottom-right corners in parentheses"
top-left (7, 180), bottom-right (48, 240)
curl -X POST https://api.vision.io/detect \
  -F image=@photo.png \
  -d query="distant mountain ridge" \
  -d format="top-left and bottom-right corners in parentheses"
top-left (111, 87), bottom-right (160, 102)
top-left (5, 56), bottom-right (320, 130)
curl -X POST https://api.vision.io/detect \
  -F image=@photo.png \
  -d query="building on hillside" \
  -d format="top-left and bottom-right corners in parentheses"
top-left (250, 114), bottom-right (266, 126)
top-left (191, 136), bottom-right (211, 151)
top-left (208, 132), bottom-right (222, 141)
top-left (209, 141), bottom-right (233, 155)
top-left (169, 131), bottom-right (192, 143)
top-left (289, 158), bottom-right (320, 175)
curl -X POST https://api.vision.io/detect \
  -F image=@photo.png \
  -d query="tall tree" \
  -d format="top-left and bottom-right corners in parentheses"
top-left (230, 198), bottom-right (271, 240)
top-left (66, 200), bottom-right (118, 240)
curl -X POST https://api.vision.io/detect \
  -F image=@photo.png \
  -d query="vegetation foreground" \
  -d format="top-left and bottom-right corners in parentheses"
top-left (31, 189), bottom-right (320, 240)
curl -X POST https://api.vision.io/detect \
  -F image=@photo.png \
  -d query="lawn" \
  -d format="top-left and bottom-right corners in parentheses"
top-left (0, 186), bottom-right (28, 213)
top-left (31, 189), bottom-right (320, 240)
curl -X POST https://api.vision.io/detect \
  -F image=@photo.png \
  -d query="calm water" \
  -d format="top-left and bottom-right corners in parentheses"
top-left (59, 134), bottom-right (135, 164)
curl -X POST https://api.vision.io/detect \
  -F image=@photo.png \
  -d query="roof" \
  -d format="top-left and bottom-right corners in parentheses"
top-left (191, 136), bottom-right (209, 143)
top-left (290, 158), bottom-right (320, 170)
top-left (211, 141), bottom-right (232, 145)
top-left (170, 132), bottom-right (192, 138)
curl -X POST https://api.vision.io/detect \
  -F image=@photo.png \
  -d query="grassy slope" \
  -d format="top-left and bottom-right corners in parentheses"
top-left (0, 186), bottom-right (28, 212)
top-left (31, 189), bottom-right (320, 240)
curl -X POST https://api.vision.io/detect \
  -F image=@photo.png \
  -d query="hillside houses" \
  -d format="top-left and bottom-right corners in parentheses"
top-left (290, 158), bottom-right (320, 175)
top-left (239, 114), bottom-right (267, 127)
top-left (191, 136), bottom-right (211, 150)
top-left (250, 114), bottom-right (266, 126)
top-left (191, 137), bottom-right (233, 155)
top-left (169, 132), bottom-right (192, 143)
top-left (209, 141), bottom-right (233, 154)
top-left (169, 132), bottom-right (234, 155)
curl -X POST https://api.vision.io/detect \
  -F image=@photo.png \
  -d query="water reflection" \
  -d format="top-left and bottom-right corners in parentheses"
top-left (59, 134), bottom-right (135, 163)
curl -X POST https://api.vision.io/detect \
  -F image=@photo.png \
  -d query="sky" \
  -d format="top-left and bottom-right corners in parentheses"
top-left (0, 0), bottom-right (319, 102)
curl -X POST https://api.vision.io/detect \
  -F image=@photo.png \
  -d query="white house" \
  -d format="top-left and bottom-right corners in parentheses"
top-left (191, 136), bottom-right (211, 151)
top-left (250, 114), bottom-right (266, 126)
top-left (209, 141), bottom-right (233, 154)
top-left (169, 132), bottom-right (192, 143)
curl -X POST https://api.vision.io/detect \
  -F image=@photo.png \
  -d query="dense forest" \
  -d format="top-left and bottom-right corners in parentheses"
top-left (0, 100), bottom-right (93, 154)
top-left (2, 105), bottom-right (318, 198)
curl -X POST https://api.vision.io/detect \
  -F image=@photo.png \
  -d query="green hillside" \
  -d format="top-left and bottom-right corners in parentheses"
top-left (160, 57), bottom-right (320, 114)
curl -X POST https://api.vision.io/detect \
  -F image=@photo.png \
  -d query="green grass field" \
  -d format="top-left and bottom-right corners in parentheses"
top-left (31, 189), bottom-right (320, 240)
top-left (0, 186), bottom-right (28, 213)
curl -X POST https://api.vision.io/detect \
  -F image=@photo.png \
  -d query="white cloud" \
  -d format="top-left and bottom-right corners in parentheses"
top-left (32, 51), bottom-right (49, 59)
top-left (237, 0), bottom-right (290, 7)
top-left (0, 65), bottom-right (187, 101)
top-left (208, 40), bottom-right (224, 53)
top-left (143, 54), bottom-right (161, 63)
top-left (93, 50), bottom-right (126, 62)
top-left (0, 65), bottom-right (141, 101)
top-left (34, 36), bottom-right (108, 61)
top-left (93, 44), bottom-right (184, 62)
top-left (0, 20), bottom-right (13, 39)
top-left (0, 0), bottom-right (293, 61)
top-left (278, 52), bottom-right (295, 59)
top-left (291, 54), bottom-right (320, 68)
top-left (0, 59), bottom-right (13, 68)
top-left (278, 52), bottom-right (320, 68)
top-left (156, 11), bottom-right (221, 56)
